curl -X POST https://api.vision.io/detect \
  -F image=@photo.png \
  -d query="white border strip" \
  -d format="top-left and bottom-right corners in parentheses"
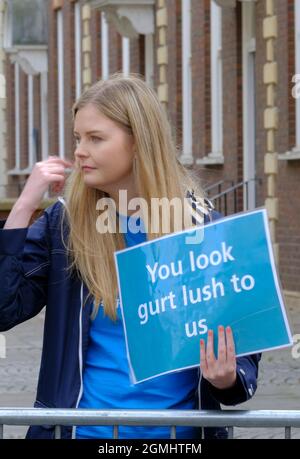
top-left (57, 9), bottom-right (65, 159)
top-left (14, 62), bottom-right (20, 169)
top-left (101, 12), bottom-right (109, 80)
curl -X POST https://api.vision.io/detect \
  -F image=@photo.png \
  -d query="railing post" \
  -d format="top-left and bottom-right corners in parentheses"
top-left (234, 188), bottom-right (237, 213)
top-left (285, 427), bottom-right (291, 439)
top-left (113, 425), bottom-right (119, 439)
top-left (0, 408), bottom-right (299, 439)
top-left (54, 425), bottom-right (61, 439)
top-left (170, 426), bottom-right (177, 439)
top-left (246, 181), bottom-right (249, 210)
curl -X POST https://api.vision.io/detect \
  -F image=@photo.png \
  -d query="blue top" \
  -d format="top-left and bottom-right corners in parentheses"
top-left (76, 214), bottom-right (199, 439)
top-left (0, 199), bottom-right (261, 440)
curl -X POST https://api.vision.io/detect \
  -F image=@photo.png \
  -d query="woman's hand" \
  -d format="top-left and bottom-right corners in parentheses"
top-left (200, 326), bottom-right (237, 390)
top-left (19, 156), bottom-right (74, 212)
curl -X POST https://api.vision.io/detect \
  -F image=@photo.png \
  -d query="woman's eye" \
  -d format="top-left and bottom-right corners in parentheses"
top-left (90, 136), bottom-right (102, 143)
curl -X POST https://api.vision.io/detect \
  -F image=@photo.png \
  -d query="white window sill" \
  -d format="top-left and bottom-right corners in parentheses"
top-left (278, 147), bottom-right (300, 161)
top-left (196, 152), bottom-right (224, 165)
top-left (178, 155), bottom-right (194, 166)
top-left (7, 167), bottom-right (33, 175)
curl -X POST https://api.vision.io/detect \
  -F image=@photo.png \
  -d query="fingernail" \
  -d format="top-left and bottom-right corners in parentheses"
top-left (226, 326), bottom-right (231, 332)
top-left (219, 325), bottom-right (224, 331)
top-left (208, 329), bottom-right (213, 336)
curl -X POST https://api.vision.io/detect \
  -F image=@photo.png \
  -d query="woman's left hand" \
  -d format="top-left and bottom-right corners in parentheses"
top-left (200, 325), bottom-right (237, 390)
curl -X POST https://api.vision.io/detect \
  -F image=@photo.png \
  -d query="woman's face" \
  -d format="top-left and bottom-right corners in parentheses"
top-left (74, 104), bottom-right (136, 196)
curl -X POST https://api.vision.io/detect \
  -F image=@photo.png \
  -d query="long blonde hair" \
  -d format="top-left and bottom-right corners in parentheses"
top-left (61, 72), bottom-right (206, 320)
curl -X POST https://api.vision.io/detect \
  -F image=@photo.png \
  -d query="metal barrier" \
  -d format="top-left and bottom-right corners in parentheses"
top-left (0, 409), bottom-right (300, 439)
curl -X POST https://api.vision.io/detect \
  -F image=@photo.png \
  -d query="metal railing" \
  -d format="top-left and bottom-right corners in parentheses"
top-left (204, 180), bottom-right (235, 196)
top-left (207, 178), bottom-right (262, 216)
top-left (0, 409), bottom-right (300, 439)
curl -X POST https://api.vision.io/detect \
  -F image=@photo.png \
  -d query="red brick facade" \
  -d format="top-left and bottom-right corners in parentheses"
top-left (3, 0), bottom-right (300, 293)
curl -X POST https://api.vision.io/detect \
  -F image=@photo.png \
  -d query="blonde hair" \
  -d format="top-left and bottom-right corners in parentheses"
top-left (61, 72), bottom-right (206, 320)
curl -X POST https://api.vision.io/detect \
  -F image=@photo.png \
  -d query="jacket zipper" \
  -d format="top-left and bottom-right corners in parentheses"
top-left (58, 197), bottom-right (84, 439)
top-left (71, 282), bottom-right (84, 439)
top-left (69, 195), bottom-right (210, 439)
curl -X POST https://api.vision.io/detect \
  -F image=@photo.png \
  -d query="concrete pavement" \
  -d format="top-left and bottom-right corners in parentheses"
top-left (0, 300), bottom-right (300, 439)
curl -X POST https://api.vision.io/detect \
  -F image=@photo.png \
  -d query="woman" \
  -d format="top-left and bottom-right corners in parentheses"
top-left (0, 73), bottom-right (260, 439)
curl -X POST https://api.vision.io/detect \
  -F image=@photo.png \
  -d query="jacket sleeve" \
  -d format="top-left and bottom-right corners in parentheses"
top-left (205, 353), bottom-right (261, 406)
top-left (0, 209), bottom-right (51, 331)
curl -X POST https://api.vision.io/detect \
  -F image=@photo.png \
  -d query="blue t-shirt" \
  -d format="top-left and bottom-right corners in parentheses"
top-left (76, 214), bottom-right (199, 439)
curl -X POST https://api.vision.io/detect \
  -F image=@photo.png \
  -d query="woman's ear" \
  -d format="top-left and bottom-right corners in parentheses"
top-left (132, 138), bottom-right (137, 154)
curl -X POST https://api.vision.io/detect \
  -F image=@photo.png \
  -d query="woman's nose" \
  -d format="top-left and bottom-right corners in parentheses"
top-left (74, 142), bottom-right (89, 159)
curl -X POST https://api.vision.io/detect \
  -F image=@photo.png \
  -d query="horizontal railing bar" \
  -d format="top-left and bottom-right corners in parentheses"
top-left (211, 178), bottom-right (261, 201)
top-left (0, 409), bottom-right (300, 428)
top-left (203, 180), bottom-right (226, 193)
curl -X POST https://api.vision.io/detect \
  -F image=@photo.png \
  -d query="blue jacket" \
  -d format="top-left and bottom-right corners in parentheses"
top-left (0, 200), bottom-right (261, 439)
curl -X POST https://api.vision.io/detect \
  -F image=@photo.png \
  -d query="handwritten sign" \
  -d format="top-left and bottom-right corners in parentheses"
top-left (114, 209), bottom-right (293, 383)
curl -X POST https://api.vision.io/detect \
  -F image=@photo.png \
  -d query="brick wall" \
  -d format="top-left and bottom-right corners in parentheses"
top-left (5, 57), bottom-right (17, 197)
top-left (33, 74), bottom-right (42, 162)
top-left (63, 0), bottom-right (76, 161)
top-left (166, 0), bottom-right (182, 146)
top-left (48, 0), bottom-right (80, 161)
top-left (275, 0), bottom-right (300, 291)
top-left (3, 0), bottom-right (299, 293)
top-left (191, 0), bottom-right (206, 163)
top-left (90, 9), bottom-right (102, 83)
top-left (5, 58), bottom-right (42, 196)
top-left (109, 24), bottom-right (122, 74)
top-left (288, 0), bottom-right (295, 150)
top-left (48, 1), bottom-right (59, 157)
top-left (255, 0), bottom-right (267, 208)
top-left (195, 2), bottom-right (244, 207)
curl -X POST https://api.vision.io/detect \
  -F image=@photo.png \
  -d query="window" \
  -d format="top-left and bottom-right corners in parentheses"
top-left (197, 1), bottom-right (223, 165)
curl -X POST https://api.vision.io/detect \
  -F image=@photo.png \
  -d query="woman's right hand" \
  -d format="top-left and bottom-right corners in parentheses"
top-left (19, 156), bottom-right (74, 212)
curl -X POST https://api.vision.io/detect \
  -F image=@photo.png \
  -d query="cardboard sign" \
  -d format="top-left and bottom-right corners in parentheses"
top-left (114, 209), bottom-right (293, 383)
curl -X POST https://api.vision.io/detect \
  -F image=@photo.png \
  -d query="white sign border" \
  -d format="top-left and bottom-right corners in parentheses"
top-left (114, 208), bottom-right (293, 384)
